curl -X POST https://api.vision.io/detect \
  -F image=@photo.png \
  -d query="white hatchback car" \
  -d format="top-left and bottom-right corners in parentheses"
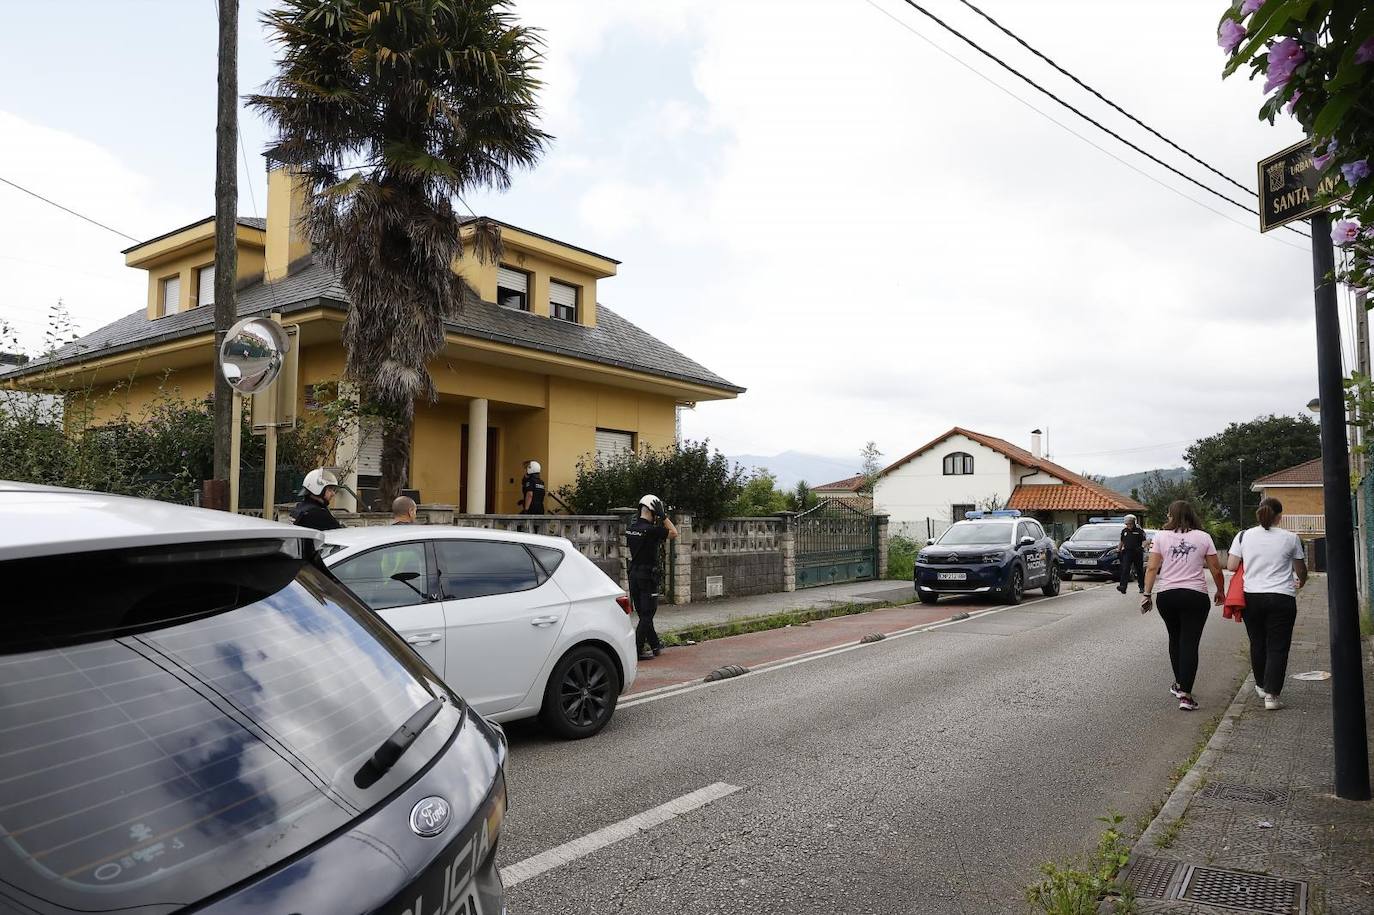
top-left (322, 525), bottom-right (637, 739)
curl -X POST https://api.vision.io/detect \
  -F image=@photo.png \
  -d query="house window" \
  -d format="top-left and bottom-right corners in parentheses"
top-left (550, 280), bottom-right (578, 322)
top-left (951, 503), bottom-right (975, 522)
top-left (497, 265), bottom-right (529, 311)
top-left (197, 265), bottom-right (215, 308)
top-left (161, 275), bottom-right (181, 315)
top-left (942, 452), bottom-right (974, 475)
top-left (595, 428), bottom-right (633, 463)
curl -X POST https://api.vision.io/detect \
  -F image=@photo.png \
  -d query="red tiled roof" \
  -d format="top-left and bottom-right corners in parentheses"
top-left (880, 426), bottom-right (1145, 512)
top-left (1253, 457), bottom-right (1322, 486)
top-left (814, 473), bottom-right (866, 492)
top-left (1007, 483), bottom-right (1138, 513)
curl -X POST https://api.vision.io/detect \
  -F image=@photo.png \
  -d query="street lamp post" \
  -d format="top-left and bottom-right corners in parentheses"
top-left (1238, 456), bottom-right (1244, 525)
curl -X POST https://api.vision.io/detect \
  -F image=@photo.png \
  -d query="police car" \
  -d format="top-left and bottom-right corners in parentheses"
top-left (914, 509), bottom-right (1060, 605)
top-left (1056, 516), bottom-right (1153, 581)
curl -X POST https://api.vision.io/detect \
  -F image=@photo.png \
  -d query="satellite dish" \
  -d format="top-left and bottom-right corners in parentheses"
top-left (219, 316), bottom-right (289, 395)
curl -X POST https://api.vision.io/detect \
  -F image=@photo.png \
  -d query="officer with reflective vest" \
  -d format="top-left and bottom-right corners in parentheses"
top-left (625, 494), bottom-right (678, 661)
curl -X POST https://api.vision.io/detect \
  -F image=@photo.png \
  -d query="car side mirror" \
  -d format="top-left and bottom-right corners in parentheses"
top-left (926, 538), bottom-right (936, 546)
top-left (1018, 536), bottom-right (1036, 548)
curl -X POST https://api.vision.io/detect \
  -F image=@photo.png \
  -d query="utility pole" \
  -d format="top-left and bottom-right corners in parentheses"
top-left (1310, 212), bottom-right (1371, 801)
top-left (212, 0), bottom-right (240, 488)
top-left (1238, 456), bottom-right (1244, 524)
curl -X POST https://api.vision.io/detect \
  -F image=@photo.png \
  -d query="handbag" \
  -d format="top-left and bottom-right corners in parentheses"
top-left (1223, 531), bottom-right (1245, 622)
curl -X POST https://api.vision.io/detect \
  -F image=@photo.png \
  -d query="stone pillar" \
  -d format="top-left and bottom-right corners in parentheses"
top-left (612, 507), bottom-right (636, 592)
top-left (875, 513), bottom-right (890, 580)
top-left (466, 397), bottom-right (488, 514)
top-left (334, 381), bottom-right (360, 512)
top-left (777, 511), bottom-right (798, 592)
top-left (671, 513), bottom-right (693, 605)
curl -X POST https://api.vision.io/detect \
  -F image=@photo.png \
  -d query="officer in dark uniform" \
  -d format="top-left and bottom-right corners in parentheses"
top-left (1118, 513), bottom-right (1147, 594)
top-left (290, 468), bottom-right (343, 531)
top-left (626, 494), bottom-right (678, 661)
top-left (520, 460), bottom-right (547, 515)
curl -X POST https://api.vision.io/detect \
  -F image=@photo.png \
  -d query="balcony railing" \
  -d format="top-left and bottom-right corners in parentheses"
top-left (1279, 514), bottom-right (1324, 535)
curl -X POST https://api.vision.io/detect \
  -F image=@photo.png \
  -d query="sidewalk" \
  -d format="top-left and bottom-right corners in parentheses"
top-left (1120, 579), bottom-right (1374, 914)
top-left (654, 579), bottom-right (916, 634)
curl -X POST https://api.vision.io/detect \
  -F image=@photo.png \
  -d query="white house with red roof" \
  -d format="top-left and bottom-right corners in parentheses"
top-left (873, 427), bottom-right (1145, 540)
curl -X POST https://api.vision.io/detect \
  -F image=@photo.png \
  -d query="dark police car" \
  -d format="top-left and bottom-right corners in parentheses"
top-left (914, 510), bottom-right (1060, 605)
top-left (1056, 516), bottom-right (1142, 581)
top-left (0, 483), bottom-right (508, 915)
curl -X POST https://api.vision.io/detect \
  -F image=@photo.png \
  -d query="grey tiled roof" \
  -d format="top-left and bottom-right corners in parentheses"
top-left (4, 261), bottom-right (743, 394)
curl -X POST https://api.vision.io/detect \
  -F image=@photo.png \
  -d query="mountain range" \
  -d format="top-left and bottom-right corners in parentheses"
top-left (1100, 467), bottom-right (1190, 497)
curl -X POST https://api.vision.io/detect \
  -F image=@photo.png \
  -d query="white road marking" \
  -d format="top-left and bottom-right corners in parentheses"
top-left (620, 584), bottom-right (1106, 709)
top-left (500, 782), bottom-right (742, 888)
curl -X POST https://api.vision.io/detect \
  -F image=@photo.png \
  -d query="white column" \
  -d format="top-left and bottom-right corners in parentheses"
top-left (334, 382), bottom-right (360, 513)
top-left (466, 397), bottom-right (489, 514)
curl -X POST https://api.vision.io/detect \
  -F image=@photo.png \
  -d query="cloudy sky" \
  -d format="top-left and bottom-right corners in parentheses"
top-left (0, 1), bottom-right (1345, 476)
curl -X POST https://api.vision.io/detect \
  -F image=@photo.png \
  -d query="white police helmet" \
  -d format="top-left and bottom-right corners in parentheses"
top-left (527, 460), bottom-right (541, 474)
top-left (301, 468), bottom-right (341, 496)
top-left (639, 494), bottom-right (663, 514)
top-left (1124, 514), bottom-right (1138, 524)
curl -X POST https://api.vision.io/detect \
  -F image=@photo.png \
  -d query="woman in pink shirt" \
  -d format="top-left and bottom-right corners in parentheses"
top-left (1141, 500), bottom-right (1225, 710)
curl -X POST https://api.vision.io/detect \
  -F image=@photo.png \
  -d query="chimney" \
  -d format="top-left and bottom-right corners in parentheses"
top-left (1030, 429), bottom-right (1043, 459)
top-left (265, 163), bottom-right (311, 282)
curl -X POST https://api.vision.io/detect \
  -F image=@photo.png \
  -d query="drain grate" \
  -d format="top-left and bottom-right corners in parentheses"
top-left (1179, 866), bottom-right (1307, 914)
top-left (1123, 856), bottom-right (1182, 899)
top-left (1197, 782), bottom-right (1290, 807)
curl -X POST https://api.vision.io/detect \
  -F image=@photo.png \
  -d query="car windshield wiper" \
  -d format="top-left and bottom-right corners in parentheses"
top-left (354, 697), bottom-right (444, 788)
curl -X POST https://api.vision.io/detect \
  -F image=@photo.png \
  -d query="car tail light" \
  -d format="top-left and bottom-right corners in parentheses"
top-left (616, 595), bottom-right (632, 615)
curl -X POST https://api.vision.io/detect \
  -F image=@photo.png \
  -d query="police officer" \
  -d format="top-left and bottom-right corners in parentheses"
top-left (1118, 513), bottom-right (1147, 594)
top-left (626, 494), bottom-right (678, 661)
top-left (290, 468), bottom-right (343, 531)
top-left (520, 460), bottom-right (547, 514)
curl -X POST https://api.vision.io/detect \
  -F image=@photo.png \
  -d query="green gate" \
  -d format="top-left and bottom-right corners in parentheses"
top-left (795, 500), bottom-right (878, 588)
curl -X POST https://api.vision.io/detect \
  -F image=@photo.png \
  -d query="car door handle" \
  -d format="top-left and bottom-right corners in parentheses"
top-left (405, 632), bottom-right (444, 646)
top-left (530, 615), bottom-right (561, 627)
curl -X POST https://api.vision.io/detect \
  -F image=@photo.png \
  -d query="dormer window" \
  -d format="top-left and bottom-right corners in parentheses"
top-left (550, 280), bottom-right (578, 322)
top-left (497, 265), bottom-right (529, 311)
top-left (160, 275), bottom-right (181, 316)
top-left (943, 452), bottom-right (974, 475)
top-left (197, 265), bottom-right (215, 308)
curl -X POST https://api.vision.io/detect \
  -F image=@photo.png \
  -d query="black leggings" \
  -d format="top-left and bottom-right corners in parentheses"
top-left (1242, 592), bottom-right (1298, 696)
top-left (1119, 551), bottom-right (1145, 590)
top-left (1156, 589), bottom-right (1210, 693)
top-left (630, 569), bottom-right (660, 653)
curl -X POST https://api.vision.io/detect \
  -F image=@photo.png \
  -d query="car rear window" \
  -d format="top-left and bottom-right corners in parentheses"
top-left (0, 542), bottom-right (456, 913)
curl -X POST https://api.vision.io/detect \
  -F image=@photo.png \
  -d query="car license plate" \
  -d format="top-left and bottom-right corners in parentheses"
top-left (937, 572), bottom-right (967, 581)
top-left (1077, 558), bottom-right (1097, 566)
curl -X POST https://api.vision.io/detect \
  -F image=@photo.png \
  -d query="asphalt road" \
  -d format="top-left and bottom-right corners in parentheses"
top-left (497, 583), bottom-right (1249, 914)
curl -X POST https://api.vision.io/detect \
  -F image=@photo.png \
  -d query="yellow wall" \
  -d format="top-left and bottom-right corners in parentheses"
top-left (455, 231), bottom-right (609, 327)
top-left (1262, 486), bottom-right (1323, 515)
top-left (75, 362), bottom-right (216, 426)
top-left (143, 246), bottom-right (267, 318)
top-left (265, 168), bottom-right (311, 282)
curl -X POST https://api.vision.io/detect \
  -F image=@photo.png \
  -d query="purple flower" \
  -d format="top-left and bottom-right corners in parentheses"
top-left (1356, 36), bottom-right (1374, 66)
top-left (1286, 90), bottom-right (1302, 114)
top-left (1333, 219), bottom-right (1362, 247)
top-left (1241, 0), bottom-right (1264, 13)
top-left (1341, 160), bottom-right (1371, 185)
top-left (1313, 141), bottom-right (1337, 171)
top-left (1219, 19), bottom-right (1247, 54)
top-left (1263, 38), bottom-right (1306, 93)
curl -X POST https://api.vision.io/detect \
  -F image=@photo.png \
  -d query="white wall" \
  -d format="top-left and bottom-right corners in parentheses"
top-left (874, 434), bottom-right (1013, 535)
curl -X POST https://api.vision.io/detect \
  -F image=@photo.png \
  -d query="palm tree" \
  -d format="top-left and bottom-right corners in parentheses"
top-left (249, 0), bottom-right (549, 503)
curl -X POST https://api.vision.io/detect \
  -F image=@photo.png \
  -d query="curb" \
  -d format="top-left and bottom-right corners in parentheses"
top-left (1131, 671), bottom-right (1255, 854)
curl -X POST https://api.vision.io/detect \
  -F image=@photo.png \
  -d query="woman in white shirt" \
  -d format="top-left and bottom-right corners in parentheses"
top-left (1227, 497), bottom-right (1308, 711)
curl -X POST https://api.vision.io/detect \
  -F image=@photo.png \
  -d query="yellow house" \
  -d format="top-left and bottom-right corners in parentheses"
top-left (5, 166), bottom-right (743, 512)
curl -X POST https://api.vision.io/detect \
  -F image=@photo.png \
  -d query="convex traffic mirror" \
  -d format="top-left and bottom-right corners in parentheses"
top-left (219, 316), bottom-right (289, 394)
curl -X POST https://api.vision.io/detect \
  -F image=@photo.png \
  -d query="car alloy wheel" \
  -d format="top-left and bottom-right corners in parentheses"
top-left (1042, 566), bottom-right (1061, 597)
top-left (1005, 567), bottom-right (1024, 605)
top-left (541, 645), bottom-right (619, 739)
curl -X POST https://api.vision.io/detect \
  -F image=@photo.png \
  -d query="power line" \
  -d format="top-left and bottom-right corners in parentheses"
top-left (885, 0), bottom-right (1311, 239)
top-left (0, 175), bottom-right (141, 243)
top-left (860, 0), bottom-right (1309, 252)
top-left (954, 0), bottom-right (1259, 202)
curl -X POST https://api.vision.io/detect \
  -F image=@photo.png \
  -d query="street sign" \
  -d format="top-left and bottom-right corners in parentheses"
top-left (1258, 140), bottom-right (1345, 232)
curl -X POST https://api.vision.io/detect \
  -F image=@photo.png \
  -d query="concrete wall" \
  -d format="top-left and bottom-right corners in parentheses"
top-left (688, 517), bottom-right (788, 601)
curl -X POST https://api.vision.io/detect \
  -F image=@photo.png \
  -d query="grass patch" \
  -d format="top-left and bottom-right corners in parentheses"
top-left (657, 599), bottom-right (902, 647)
top-left (1361, 610), bottom-right (1373, 640)
top-left (1169, 712), bottom-right (1222, 787)
top-left (1152, 817), bottom-right (1183, 849)
top-left (1026, 812), bottom-right (1138, 915)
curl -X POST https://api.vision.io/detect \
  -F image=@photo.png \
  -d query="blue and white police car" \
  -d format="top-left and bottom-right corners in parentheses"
top-left (914, 509), bottom-right (1060, 605)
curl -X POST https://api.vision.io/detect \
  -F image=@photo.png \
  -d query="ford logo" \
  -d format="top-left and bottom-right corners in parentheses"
top-left (410, 796), bottom-right (452, 838)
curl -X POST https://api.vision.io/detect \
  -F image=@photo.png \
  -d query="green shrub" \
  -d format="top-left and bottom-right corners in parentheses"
top-left (557, 439), bottom-right (746, 525)
top-left (887, 534), bottom-right (919, 580)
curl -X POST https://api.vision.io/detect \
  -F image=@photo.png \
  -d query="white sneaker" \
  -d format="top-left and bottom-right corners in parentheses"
top-left (1264, 694), bottom-right (1285, 710)
top-left (1254, 684), bottom-right (1267, 699)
